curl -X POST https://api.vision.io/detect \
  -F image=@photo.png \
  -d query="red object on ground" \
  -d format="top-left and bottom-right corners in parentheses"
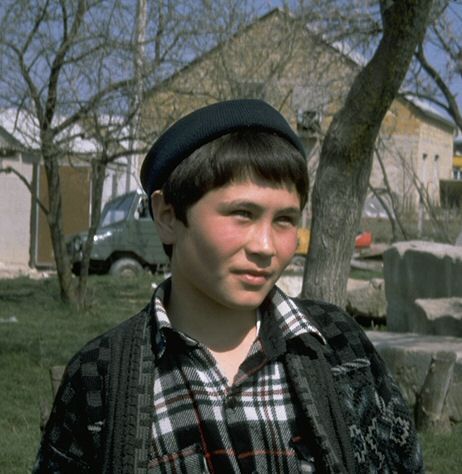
top-left (355, 231), bottom-right (372, 249)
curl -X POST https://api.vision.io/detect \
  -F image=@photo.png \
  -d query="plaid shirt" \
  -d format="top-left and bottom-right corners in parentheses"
top-left (149, 280), bottom-right (326, 473)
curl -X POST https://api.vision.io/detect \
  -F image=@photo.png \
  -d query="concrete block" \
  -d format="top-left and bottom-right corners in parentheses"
top-left (413, 298), bottom-right (462, 337)
top-left (368, 331), bottom-right (462, 424)
top-left (383, 241), bottom-right (462, 333)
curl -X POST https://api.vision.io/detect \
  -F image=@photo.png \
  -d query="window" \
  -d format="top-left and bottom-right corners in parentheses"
top-left (100, 194), bottom-right (134, 227)
top-left (433, 154), bottom-right (440, 184)
top-left (136, 196), bottom-right (150, 219)
top-left (421, 153), bottom-right (428, 183)
top-left (297, 110), bottom-right (321, 136)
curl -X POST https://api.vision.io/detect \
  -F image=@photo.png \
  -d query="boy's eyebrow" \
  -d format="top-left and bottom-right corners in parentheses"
top-left (219, 199), bottom-right (302, 214)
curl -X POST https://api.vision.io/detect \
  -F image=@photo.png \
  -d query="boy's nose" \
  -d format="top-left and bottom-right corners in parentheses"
top-left (246, 223), bottom-right (276, 258)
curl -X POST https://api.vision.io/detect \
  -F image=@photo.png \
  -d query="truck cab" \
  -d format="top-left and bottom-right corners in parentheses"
top-left (67, 190), bottom-right (169, 276)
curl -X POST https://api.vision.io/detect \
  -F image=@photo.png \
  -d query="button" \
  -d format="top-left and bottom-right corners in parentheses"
top-left (226, 396), bottom-right (237, 410)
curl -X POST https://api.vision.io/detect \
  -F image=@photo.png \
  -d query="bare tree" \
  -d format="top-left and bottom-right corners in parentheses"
top-left (302, 0), bottom-right (434, 306)
top-left (76, 113), bottom-right (141, 307)
top-left (0, 0), bottom-right (198, 305)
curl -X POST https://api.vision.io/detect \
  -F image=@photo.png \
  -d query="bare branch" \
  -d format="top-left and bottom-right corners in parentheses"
top-left (0, 166), bottom-right (48, 215)
top-left (415, 42), bottom-right (462, 130)
top-left (45, 0), bottom-right (88, 128)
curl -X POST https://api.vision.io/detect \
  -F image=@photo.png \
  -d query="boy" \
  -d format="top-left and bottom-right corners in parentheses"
top-left (34, 99), bottom-right (423, 473)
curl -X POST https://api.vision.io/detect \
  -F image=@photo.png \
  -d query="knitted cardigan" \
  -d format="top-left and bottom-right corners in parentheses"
top-left (33, 297), bottom-right (423, 473)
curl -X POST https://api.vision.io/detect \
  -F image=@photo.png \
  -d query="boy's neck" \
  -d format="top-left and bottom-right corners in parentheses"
top-left (166, 282), bottom-right (257, 353)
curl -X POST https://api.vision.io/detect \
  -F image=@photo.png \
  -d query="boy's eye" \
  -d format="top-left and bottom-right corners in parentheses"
top-left (231, 209), bottom-right (253, 219)
top-left (276, 215), bottom-right (298, 226)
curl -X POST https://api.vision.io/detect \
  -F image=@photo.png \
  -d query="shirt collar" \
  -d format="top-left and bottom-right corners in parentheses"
top-left (150, 279), bottom-right (199, 360)
top-left (264, 285), bottom-right (326, 345)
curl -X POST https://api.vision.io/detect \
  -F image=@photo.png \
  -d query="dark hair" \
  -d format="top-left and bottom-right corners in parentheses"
top-left (160, 130), bottom-right (308, 257)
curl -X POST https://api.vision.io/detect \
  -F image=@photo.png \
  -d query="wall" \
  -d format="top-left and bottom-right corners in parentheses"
top-left (0, 152), bottom-right (34, 265)
top-left (416, 116), bottom-right (454, 205)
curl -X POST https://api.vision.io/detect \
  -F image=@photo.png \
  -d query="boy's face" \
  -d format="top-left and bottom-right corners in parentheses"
top-left (169, 179), bottom-right (301, 311)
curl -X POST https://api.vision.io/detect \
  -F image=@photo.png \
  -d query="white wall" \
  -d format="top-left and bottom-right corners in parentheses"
top-left (0, 153), bottom-right (33, 265)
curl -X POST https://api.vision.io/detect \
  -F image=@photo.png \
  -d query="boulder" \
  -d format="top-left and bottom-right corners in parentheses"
top-left (277, 269), bottom-right (303, 297)
top-left (368, 330), bottom-right (462, 430)
top-left (346, 278), bottom-right (386, 322)
top-left (277, 274), bottom-right (387, 323)
top-left (413, 298), bottom-right (462, 337)
top-left (383, 241), bottom-right (462, 333)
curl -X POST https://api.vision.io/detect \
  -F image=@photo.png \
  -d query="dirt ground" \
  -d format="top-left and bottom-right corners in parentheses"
top-left (0, 262), bottom-right (53, 280)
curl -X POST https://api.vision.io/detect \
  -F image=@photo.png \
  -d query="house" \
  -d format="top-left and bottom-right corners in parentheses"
top-left (370, 97), bottom-right (456, 212)
top-left (140, 8), bottom-right (456, 222)
top-left (0, 109), bottom-right (137, 267)
top-left (0, 124), bottom-right (37, 266)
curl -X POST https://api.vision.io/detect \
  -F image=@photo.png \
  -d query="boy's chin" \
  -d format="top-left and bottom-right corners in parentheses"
top-left (224, 289), bottom-right (273, 311)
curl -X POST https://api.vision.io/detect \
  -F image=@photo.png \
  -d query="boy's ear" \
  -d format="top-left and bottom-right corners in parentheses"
top-left (151, 190), bottom-right (176, 244)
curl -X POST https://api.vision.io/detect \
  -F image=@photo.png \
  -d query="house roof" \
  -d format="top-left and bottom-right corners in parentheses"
top-left (0, 123), bottom-right (25, 152)
top-left (402, 95), bottom-right (456, 131)
top-left (0, 108), bottom-right (100, 154)
top-left (144, 8), bottom-right (288, 97)
top-left (145, 8), bottom-right (354, 97)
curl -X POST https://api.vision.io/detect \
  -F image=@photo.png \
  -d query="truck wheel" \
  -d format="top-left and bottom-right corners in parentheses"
top-left (109, 258), bottom-right (143, 277)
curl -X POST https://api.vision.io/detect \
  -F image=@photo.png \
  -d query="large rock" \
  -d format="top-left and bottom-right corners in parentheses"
top-left (368, 331), bottom-right (462, 429)
top-left (413, 298), bottom-right (462, 337)
top-left (277, 269), bottom-right (303, 297)
top-left (277, 274), bottom-right (387, 324)
top-left (383, 241), bottom-right (462, 333)
top-left (346, 278), bottom-right (386, 321)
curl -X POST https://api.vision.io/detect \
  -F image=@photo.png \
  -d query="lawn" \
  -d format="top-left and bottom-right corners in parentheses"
top-left (0, 274), bottom-right (460, 472)
top-left (0, 274), bottom-right (158, 473)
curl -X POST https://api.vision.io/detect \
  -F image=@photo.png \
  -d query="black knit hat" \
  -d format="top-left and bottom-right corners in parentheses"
top-left (140, 99), bottom-right (305, 199)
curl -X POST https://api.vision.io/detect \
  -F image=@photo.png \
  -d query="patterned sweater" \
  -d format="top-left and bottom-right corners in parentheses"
top-left (33, 294), bottom-right (423, 473)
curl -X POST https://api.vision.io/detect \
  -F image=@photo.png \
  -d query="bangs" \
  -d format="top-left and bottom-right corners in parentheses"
top-left (208, 131), bottom-right (306, 195)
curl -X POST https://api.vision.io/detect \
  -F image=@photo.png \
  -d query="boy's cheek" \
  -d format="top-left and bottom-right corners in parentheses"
top-left (284, 232), bottom-right (299, 256)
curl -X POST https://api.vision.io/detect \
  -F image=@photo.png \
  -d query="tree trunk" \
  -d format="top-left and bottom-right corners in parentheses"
top-left (416, 351), bottom-right (456, 433)
top-left (78, 159), bottom-right (107, 308)
top-left (42, 146), bottom-right (76, 304)
top-left (302, 0), bottom-right (434, 307)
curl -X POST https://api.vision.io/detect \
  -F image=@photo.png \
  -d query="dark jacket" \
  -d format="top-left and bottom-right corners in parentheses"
top-left (33, 297), bottom-right (423, 473)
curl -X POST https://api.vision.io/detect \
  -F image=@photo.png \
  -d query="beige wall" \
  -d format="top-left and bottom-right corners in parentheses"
top-left (36, 164), bottom-right (91, 266)
top-left (416, 119), bottom-right (453, 205)
top-left (368, 98), bottom-right (454, 211)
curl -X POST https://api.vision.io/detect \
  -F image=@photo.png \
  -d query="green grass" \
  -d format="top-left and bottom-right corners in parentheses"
top-left (0, 274), bottom-right (461, 472)
top-left (0, 274), bottom-right (158, 473)
top-left (349, 267), bottom-right (384, 281)
top-left (420, 423), bottom-right (462, 473)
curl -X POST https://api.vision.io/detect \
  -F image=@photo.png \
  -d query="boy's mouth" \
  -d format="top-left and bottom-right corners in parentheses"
top-left (233, 269), bottom-right (273, 286)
